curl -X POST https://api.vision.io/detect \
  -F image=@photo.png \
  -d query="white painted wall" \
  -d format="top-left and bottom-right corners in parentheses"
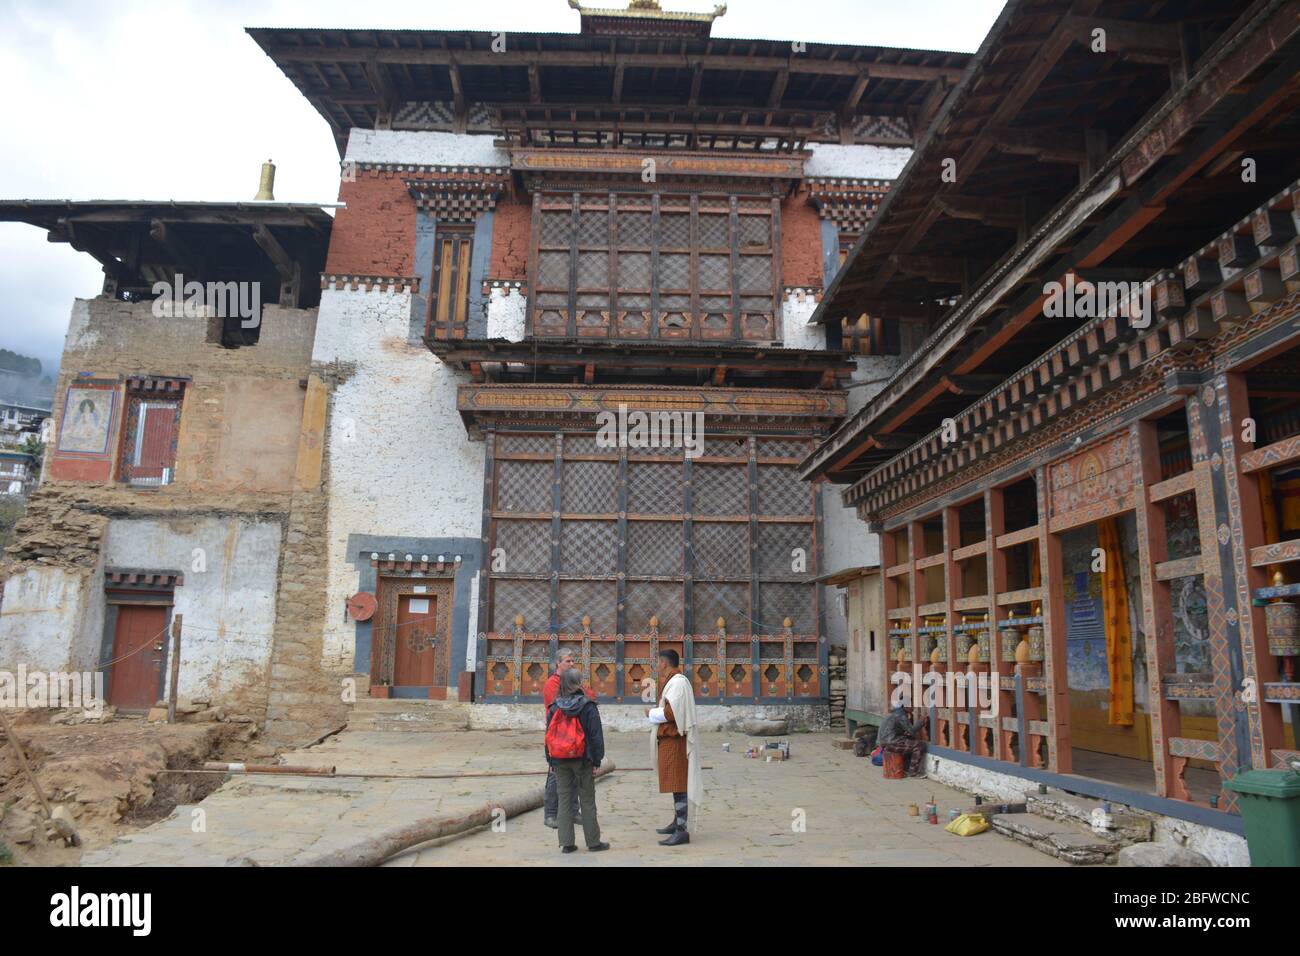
top-left (102, 516), bottom-right (282, 707)
top-left (0, 564), bottom-right (104, 675)
top-left (485, 285), bottom-right (527, 342)
top-left (313, 288), bottom-right (486, 670)
top-left (805, 143), bottom-right (911, 179)
top-left (779, 289), bottom-right (823, 350)
top-left (344, 129), bottom-right (508, 168)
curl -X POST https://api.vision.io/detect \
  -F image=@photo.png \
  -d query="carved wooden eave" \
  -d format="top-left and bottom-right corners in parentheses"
top-left (431, 338), bottom-right (854, 390)
top-left (456, 383), bottom-right (847, 438)
top-left (404, 171), bottom-right (510, 222)
top-left (802, 0), bottom-right (1300, 486)
top-left (510, 147), bottom-right (808, 194)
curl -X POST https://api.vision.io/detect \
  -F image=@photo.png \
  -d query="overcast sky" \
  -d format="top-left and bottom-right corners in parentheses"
top-left (0, 0), bottom-right (1004, 372)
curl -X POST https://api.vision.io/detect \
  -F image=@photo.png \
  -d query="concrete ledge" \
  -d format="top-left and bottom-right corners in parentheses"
top-left (923, 747), bottom-right (1249, 867)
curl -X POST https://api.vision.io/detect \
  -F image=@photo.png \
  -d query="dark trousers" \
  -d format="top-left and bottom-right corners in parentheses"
top-left (553, 759), bottom-right (601, 849)
top-left (884, 738), bottom-right (927, 776)
top-left (544, 766), bottom-right (579, 821)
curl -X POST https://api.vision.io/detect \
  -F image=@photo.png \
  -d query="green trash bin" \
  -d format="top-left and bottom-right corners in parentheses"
top-left (1224, 769), bottom-right (1300, 866)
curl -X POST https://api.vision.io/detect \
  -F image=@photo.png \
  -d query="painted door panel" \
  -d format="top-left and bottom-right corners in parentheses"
top-left (393, 595), bottom-right (438, 686)
top-left (108, 604), bottom-right (168, 710)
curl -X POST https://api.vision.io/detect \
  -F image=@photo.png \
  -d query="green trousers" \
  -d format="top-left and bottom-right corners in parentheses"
top-left (553, 759), bottom-right (601, 849)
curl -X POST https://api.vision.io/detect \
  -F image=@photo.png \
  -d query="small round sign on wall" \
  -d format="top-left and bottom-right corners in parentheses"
top-left (347, 592), bottom-right (378, 622)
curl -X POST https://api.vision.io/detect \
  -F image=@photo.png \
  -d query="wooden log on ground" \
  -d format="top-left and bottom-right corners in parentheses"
top-left (294, 760), bottom-right (616, 867)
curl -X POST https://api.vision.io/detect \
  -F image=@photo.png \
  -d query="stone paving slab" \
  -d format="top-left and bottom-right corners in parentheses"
top-left (82, 729), bottom-right (1062, 867)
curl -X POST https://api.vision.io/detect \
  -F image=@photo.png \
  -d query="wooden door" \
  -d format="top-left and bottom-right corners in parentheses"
top-left (393, 594), bottom-right (438, 686)
top-left (108, 604), bottom-right (168, 710)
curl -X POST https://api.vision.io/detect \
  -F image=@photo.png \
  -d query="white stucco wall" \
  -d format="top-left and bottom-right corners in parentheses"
top-left (313, 287), bottom-right (486, 670)
top-left (804, 143), bottom-right (912, 179)
top-left (102, 516), bottom-right (282, 708)
top-left (344, 129), bottom-right (508, 168)
top-left (779, 289), bottom-right (823, 350)
top-left (0, 564), bottom-right (105, 675)
top-left (485, 285), bottom-right (527, 342)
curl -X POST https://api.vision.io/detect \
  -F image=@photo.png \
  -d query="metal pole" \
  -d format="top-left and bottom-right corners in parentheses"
top-left (166, 613), bottom-right (183, 724)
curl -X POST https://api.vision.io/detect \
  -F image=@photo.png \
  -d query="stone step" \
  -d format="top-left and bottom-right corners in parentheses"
top-left (346, 698), bottom-right (470, 732)
top-left (990, 812), bottom-right (1131, 865)
top-left (1024, 790), bottom-right (1154, 844)
top-left (986, 789), bottom-right (1153, 865)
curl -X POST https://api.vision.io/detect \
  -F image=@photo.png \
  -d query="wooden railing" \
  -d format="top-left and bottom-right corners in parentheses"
top-left (476, 618), bottom-right (823, 703)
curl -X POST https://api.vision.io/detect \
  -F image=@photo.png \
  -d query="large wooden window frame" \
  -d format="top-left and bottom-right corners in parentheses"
top-left (528, 190), bottom-right (782, 343)
top-left (481, 430), bottom-right (823, 703)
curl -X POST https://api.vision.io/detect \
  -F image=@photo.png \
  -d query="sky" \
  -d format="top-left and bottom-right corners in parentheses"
top-left (0, 0), bottom-right (1005, 373)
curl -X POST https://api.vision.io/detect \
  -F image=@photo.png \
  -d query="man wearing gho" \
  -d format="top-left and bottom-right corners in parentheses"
top-left (646, 649), bottom-right (701, 846)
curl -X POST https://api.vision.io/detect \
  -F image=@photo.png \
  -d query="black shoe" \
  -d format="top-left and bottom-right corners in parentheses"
top-left (587, 842), bottom-right (610, 852)
top-left (544, 817), bottom-right (558, 829)
top-left (561, 845), bottom-right (578, 853)
top-left (655, 821), bottom-right (677, 835)
top-left (658, 830), bottom-right (690, 847)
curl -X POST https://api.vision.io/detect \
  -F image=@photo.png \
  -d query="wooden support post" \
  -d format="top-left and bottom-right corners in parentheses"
top-left (1220, 374), bottom-right (1285, 767)
top-left (1036, 467), bottom-right (1071, 773)
top-left (985, 488), bottom-right (1012, 761)
top-left (907, 521), bottom-right (921, 703)
top-left (881, 528), bottom-right (899, 711)
top-left (1132, 421), bottom-right (1182, 798)
top-left (166, 613), bottom-right (183, 725)
top-left (941, 506), bottom-right (960, 750)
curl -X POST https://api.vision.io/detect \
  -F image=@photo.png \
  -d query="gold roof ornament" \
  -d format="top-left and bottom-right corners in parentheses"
top-left (569, 0), bottom-right (727, 37)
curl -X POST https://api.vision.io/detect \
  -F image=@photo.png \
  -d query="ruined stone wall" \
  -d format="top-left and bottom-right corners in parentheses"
top-left (0, 298), bottom-right (332, 728)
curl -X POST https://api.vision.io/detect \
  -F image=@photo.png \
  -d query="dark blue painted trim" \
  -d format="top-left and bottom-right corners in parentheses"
top-left (346, 534), bottom-right (483, 685)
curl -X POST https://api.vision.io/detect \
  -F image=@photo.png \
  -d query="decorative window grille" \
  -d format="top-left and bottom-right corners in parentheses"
top-left (530, 192), bottom-right (780, 342)
top-left (487, 431), bottom-right (817, 639)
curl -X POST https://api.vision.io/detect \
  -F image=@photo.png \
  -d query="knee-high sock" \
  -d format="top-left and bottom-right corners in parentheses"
top-left (672, 791), bottom-right (688, 832)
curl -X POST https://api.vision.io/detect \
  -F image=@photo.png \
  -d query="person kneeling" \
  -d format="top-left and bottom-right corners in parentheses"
top-left (546, 667), bottom-right (610, 853)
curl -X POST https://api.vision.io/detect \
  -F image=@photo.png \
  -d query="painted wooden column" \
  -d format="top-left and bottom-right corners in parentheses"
top-left (1185, 383), bottom-right (1248, 808)
top-left (907, 521), bottom-right (922, 709)
top-left (1036, 465), bottom-right (1072, 773)
top-left (941, 506), bottom-right (961, 749)
top-left (880, 526), bottom-right (900, 710)
top-left (1132, 419), bottom-right (1181, 798)
top-left (1216, 374), bottom-right (1285, 768)
top-left (985, 488), bottom-right (1011, 761)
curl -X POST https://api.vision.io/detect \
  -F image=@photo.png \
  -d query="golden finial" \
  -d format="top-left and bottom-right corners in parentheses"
top-left (514, 613), bottom-right (525, 628)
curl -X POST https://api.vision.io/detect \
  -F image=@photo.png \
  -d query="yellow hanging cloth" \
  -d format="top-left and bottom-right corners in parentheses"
top-left (1097, 518), bottom-right (1134, 727)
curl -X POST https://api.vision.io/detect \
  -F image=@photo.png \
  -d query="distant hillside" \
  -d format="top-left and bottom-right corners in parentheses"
top-left (0, 350), bottom-right (42, 377)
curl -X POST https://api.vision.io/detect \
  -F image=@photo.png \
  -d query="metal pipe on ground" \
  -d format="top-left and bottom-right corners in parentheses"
top-left (293, 760), bottom-right (617, 867)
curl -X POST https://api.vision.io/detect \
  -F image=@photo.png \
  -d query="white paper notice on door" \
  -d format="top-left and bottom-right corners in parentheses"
top-left (408, 599), bottom-right (431, 615)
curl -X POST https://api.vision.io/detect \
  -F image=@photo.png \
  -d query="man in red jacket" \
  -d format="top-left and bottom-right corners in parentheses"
top-left (543, 650), bottom-right (596, 828)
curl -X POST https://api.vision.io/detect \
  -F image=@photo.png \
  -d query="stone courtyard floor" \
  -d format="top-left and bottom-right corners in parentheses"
top-left (83, 728), bottom-right (1061, 867)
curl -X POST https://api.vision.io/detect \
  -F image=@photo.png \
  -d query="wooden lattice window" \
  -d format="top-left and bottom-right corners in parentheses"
top-left (486, 431), bottom-right (818, 638)
top-left (530, 191), bottom-right (780, 343)
top-left (426, 227), bottom-right (474, 339)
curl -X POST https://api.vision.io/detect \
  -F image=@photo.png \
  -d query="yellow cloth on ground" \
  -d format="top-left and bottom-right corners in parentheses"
top-left (1098, 518), bottom-right (1134, 727)
top-left (944, 813), bottom-right (990, 837)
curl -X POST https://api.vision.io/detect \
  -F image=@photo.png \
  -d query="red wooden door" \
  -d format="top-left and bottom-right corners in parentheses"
top-left (108, 604), bottom-right (168, 710)
top-left (393, 595), bottom-right (438, 686)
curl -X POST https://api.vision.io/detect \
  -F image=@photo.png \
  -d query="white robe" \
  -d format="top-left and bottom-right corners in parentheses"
top-left (649, 672), bottom-right (703, 815)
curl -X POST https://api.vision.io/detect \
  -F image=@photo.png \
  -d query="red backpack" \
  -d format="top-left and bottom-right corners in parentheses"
top-left (545, 706), bottom-right (587, 759)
